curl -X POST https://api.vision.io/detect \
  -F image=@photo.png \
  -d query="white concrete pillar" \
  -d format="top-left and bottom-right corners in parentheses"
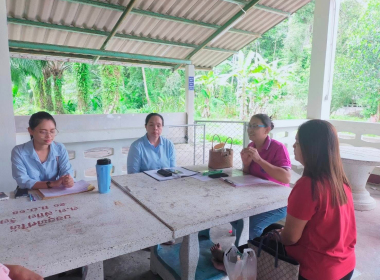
top-left (307, 0), bottom-right (341, 120)
top-left (185, 65), bottom-right (195, 125)
top-left (0, 0), bottom-right (16, 192)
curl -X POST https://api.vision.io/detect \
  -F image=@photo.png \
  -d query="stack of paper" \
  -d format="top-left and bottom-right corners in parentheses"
top-left (220, 175), bottom-right (275, 187)
top-left (37, 180), bottom-right (95, 199)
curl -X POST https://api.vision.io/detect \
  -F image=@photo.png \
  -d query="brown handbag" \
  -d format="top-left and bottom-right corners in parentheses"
top-left (208, 135), bottom-right (234, 169)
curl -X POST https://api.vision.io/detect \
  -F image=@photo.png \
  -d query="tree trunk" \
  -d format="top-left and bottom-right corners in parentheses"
top-left (100, 65), bottom-right (122, 114)
top-left (53, 74), bottom-right (65, 114)
top-left (75, 63), bottom-right (90, 113)
top-left (43, 71), bottom-right (54, 111)
top-left (239, 84), bottom-right (247, 120)
top-left (38, 78), bottom-right (46, 109)
top-left (142, 67), bottom-right (151, 106)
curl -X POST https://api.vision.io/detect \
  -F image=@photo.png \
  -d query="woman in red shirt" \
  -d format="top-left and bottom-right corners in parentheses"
top-left (211, 120), bottom-right (356, 280)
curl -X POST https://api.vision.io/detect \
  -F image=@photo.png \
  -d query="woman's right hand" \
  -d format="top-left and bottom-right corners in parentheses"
top-left (6, 265), bottom-right (43, 280)
top-left (240, 148), bottom-right (253, 166)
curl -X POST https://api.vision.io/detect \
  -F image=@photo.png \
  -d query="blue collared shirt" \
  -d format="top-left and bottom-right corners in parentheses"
top-left (127, 134), bottom-right (176, 174)
top-left (11, 140), bottom-right (74, 189)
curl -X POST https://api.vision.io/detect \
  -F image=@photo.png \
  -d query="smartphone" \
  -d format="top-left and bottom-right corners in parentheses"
top-left (157, 169), bottom-right (173, 177)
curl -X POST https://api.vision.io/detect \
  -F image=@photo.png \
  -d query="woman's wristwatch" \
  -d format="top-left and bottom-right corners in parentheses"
top-left (46, 181), bottom-right (52, 189)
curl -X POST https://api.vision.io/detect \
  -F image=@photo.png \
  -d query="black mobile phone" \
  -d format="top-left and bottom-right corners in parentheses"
top-left (208, 173), bottom-right (229, 179)
top-left (157, 169), bottom-right (173, 177)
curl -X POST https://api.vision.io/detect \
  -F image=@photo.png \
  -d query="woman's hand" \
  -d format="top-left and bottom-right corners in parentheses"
top-left (6, 265), bottom-right (43, 280)
top-left (246, 147), bottom-right (262, 163)
top-left (240, 148), bottom-right (253, 166)
top-left (62, 175), bottom-right (74, 188)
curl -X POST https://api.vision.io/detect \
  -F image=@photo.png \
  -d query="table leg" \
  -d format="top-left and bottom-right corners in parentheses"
top-left (82, 261), bottom-right (103, 280)
top-left (234, 217), bottom-right (249, 247)
top-left (343, 162), bottom-right (376, 211)
top-left (180, 232), bottom-right (199, 280)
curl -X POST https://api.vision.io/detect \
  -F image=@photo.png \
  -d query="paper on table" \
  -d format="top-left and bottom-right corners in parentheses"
top-left (143, 167), bottom-right (198, 181)
top-left (39, 180), bottom-right (94, 198)
top-left (220, 175), bottom-right (274, 187)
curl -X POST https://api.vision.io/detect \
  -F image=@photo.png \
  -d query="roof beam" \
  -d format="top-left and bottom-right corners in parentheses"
top-left (7, 18), bottom-right (237, 54)
top-left (220, 0), bottom-right (291, 16)
top-left (59, 0), bottom-right (260, 37)
top-left (174, 0), bottom-right (260, 71)
top-left (93, 0), bottom-right (137, 63)
top-left (8, 40), bottom-right (191, 65)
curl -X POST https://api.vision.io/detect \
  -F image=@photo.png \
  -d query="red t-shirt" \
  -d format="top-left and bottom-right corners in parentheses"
top-left (286, 177), bottom-right (356, 280)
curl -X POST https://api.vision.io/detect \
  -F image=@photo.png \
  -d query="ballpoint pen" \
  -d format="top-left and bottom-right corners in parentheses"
top-left (29, 194), bottom-right (33, 202)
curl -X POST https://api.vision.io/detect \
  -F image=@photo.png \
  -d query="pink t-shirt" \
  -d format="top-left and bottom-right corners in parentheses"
top-left (248, 136), bottom-right (291, 186)
top-left (0, 264), bottom-right (11, 280)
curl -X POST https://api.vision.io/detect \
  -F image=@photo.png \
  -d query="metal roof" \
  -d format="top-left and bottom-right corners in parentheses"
top-left (6, 0), bottom-right (312, 70)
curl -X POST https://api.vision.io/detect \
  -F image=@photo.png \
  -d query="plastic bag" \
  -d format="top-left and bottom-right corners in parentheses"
top-left (223, 244), bottom-right (257, 280)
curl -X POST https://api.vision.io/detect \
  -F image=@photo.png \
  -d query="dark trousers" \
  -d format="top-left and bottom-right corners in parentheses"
top-left (238, 223), bottom-right (354, 280)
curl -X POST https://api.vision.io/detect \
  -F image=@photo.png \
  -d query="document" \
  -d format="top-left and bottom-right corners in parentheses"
top-left (220, 175), bottom-right (275, 187)
top-left (38, 180), bottom-right (95, 199)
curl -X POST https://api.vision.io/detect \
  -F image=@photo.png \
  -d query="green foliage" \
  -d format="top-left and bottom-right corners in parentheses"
top-left (74, 63), bottom-right (91, 113)
top-left (8, 0), bottom-right (379, 123)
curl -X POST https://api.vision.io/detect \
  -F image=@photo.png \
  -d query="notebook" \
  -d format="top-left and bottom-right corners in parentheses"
top-left (37, 180), bottom-right (95, 200)
top-left (220, 175), bottom-right (275, 187)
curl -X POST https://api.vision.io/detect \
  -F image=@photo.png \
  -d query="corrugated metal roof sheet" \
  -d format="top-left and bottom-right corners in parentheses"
top-left (6, 0), bottom-right (312, 69)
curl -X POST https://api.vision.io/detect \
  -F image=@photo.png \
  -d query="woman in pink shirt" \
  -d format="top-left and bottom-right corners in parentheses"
top-left (0, 264), bottom-right (42, 280)
top-left (232, 114), bottom-right (291, 239)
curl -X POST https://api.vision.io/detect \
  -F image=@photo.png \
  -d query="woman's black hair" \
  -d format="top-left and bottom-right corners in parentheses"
top-left (145, 113), bottom-right (164, 126)
top-left (29, 111), bottom-right (56, 139)
top-left (252, 114), bottom-right (274, 130)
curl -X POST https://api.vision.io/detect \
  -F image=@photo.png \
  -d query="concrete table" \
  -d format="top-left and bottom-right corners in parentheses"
top-left (340, 146), bottom-right (380, 211)
top-left (112, 171), bottom-right (291, 280)
top-left (0, 182), bottom-right (173, 279)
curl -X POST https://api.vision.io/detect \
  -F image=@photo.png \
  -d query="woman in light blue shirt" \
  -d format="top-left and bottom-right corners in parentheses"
top-left (11, 111), bottom-right (74, 189)
top-left (127, 113), bottom-right (176, 174)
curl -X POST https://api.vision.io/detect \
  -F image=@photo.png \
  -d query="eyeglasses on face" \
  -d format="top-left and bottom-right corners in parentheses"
top-left (38, 129), bottom-right (59, 136)
top-left (247, 124), bottom-right (266, 130)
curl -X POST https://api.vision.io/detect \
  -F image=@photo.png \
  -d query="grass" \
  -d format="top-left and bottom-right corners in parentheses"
top-left (205, 133), bottom-right (243, 145)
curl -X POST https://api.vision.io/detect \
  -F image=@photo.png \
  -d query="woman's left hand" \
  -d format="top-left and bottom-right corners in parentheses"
top-left (62, 175), bottom-right (74, 188)
top-left (247, 147), bottom-right (262, 163)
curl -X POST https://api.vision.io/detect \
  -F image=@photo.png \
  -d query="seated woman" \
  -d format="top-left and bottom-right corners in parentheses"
top-left (127, 113), bottom-right (176, 174)
top-left (213, 120), bottom-right (356, 280)
top-left (11, 111), bottom-right (74, 189)
top-left (231, 114), bottom-right (291, 240)
top-left (1, 263), bottom-right (43, 280)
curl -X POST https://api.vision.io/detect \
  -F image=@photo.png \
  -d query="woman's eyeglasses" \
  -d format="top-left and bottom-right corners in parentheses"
top-left (38, 129), bottom-right (59, 136)
top-left (247, 124), bottom-right (266, 130)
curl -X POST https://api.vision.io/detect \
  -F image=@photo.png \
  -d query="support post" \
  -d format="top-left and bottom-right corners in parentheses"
top-left (185, 65), bottom-right (195, 125)
top-left (0, 0), bottom-right (17, 192)
top-left (307, 0), bottom-right (341, 120)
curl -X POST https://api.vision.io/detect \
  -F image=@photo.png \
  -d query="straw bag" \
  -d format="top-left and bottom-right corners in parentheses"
top-left (208, 135), bottom-right (233, 169)
top-left (248, 231), bottom-right (299, 280)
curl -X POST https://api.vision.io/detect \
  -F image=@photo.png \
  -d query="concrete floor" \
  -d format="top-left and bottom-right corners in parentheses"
top-left (47, 184), bottom-right (380, 280)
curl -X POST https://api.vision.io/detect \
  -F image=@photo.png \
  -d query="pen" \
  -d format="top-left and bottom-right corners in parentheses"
top-left (222, 178), bottom-right (236, 187)
top-left (29, 194), bottom-right (33, 202)
top-left (31, 194), bottom-right (36, 201)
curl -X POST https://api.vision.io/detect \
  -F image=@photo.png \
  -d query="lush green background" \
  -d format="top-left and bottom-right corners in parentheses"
top-left (10, 0), bottom-right (380, 122)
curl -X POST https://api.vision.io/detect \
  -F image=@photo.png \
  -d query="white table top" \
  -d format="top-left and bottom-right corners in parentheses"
top-left (112, 172), bottom-right (291, 238)
top-left (0, 182), bottom-right (172, 277)
top-left (340, 146), bottom-right (380, 165)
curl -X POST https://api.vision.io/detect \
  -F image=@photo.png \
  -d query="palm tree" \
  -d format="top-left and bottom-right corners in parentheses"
top-left (10, 58), bottom-right (47, 109)
top-left (48, 61), bottom-right (71, 114)
top-left (74, 63), bottom-right (91, 113)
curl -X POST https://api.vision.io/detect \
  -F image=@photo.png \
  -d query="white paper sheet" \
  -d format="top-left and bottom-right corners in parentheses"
top-left (143, 167), bottom-right (198, 181)
top-left (220, 175), bottom-right (275, 187)
top-left (39, 180), bottom-right (92, 197)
